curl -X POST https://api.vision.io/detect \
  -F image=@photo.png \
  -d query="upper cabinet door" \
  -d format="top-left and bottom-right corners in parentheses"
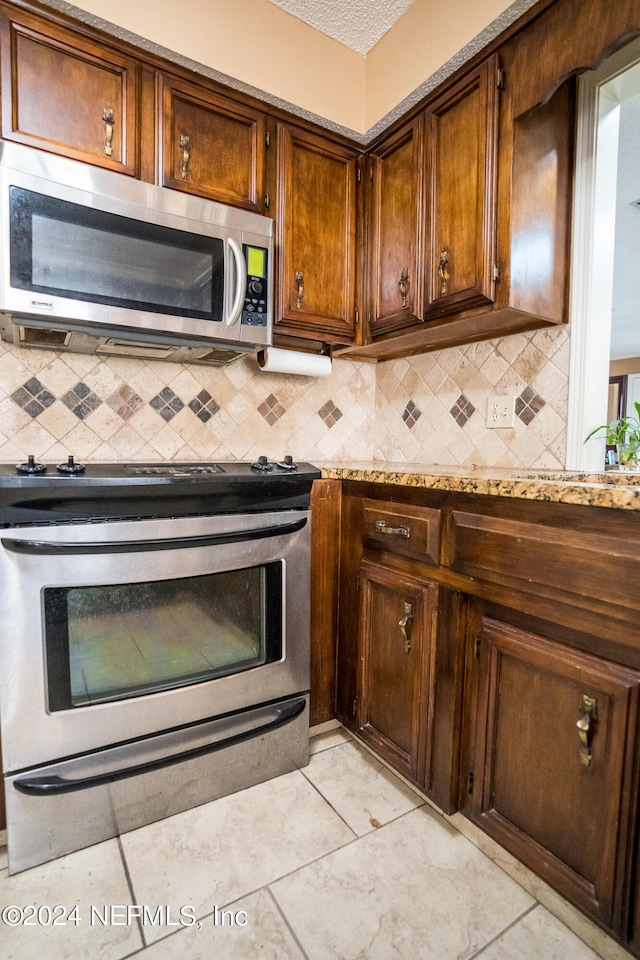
top-left (424, 55), bottom-right (500, 318)
top-left (368, 116), bottom-right (425, 338)
top-left (275, 124), bottom-right (358, 344)
top-left (0, 9), bottom-right (138, 175)
top-left (159, 76), bottom-right (266, 212)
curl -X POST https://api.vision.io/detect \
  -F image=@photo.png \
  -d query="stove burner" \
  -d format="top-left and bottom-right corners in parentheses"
top-left (251, 456), bottom-right (273, 472)
top-left (56, 456), bottom-right (85, 476)
top-left (277, 456), bottom-right (298, 471)
top-left (16, 455), bottom-right (47, 475)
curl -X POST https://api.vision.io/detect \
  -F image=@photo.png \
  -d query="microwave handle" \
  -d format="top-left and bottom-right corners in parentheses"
top-left (226, 237), bottom-right (246, 326)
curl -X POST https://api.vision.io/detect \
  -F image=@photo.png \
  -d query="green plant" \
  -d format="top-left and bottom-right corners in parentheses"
top-left (585, 401), bottom-right (640, 447)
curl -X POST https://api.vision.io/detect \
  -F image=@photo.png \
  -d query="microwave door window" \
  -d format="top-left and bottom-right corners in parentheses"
top-left (9, 187), bottom-right (225, 321)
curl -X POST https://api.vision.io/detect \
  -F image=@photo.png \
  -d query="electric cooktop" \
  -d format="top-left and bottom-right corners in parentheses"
top-left (0, 456), bottom-right (321, 526)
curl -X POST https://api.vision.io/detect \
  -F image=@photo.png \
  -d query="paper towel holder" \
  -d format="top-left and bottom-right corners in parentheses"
top-left (257, 345), bottom-right (332, 377)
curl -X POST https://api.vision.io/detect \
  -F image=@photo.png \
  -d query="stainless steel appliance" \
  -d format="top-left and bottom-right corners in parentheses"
top-left (0, 457), bottom-right (319, 873)
top-left (0, 142), bottom-right (272, 365)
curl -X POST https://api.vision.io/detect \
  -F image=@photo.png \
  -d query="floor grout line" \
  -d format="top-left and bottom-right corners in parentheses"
top-left (266, 885), bottom-right (312, 960)
top-left (466, 902), bottom-right (540, 960)
top-left (116, 833), bottom-right (146, 951)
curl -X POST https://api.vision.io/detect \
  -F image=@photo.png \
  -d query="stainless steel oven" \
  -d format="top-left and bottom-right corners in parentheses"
top-left (0, 458), bottom-right (319, 873)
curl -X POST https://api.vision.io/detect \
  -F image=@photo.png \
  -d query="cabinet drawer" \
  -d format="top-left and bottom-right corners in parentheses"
top-left (446, 510), bottom-right (639, 609)
top-left (362, 500), bottom-right (440, 563)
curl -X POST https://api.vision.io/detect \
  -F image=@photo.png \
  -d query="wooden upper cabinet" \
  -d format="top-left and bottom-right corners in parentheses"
top-left (275, 123), bottom-right (358, 344)
top-left (0, 7), bottom-right (138, 175)
top-left (368, 116), bottom-right (425, 338)
top-left (158, 75), bottom-right (266, 212)
top-left (424, 55), bottom-right (500, 319)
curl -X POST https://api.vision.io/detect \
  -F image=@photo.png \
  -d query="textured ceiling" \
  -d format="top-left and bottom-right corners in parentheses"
top-left (266, 0), bottom-right (416, 54)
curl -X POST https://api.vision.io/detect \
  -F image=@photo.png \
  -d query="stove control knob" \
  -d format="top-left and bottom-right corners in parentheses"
top-left (57, 455), bottom-right (85, 475)
top-left (277, 455), bottom-right (298, 471)
top-left (16, 454), bottom-right (47, 475)
top-left (251, 455), bottom-right (273, 472)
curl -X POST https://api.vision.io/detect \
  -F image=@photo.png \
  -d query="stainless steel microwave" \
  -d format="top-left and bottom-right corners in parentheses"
top-left (0, 142), bottom-right (273, 366)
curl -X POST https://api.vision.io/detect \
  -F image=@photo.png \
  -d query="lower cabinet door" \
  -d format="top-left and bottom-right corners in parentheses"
top-left (468, 616), bottom-right (640, 933)
top-left (357, 560), bottom-right (437, 784)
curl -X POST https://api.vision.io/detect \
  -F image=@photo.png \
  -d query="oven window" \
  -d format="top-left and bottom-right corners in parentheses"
top-left (44, 564), bottom-right (282, 710)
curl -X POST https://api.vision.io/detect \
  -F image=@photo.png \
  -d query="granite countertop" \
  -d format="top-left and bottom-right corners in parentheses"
top-left (319, 462), bottom-right (640, 511)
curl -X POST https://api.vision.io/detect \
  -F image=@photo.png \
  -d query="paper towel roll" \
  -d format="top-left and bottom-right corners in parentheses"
top-left (257, 347), bottom-right (332, 377)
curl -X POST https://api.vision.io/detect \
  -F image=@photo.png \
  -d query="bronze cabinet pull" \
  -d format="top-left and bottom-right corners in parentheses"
top-left (398, 602), bottom-right (413, 653)
top-left (439, 250), bottom-right (449, 296)
top-left (576, 694), bottom-right (597, 767)
top-left (102, 108), bottom-right (114, 157)
top-left (398, 267), bottom-right (409, 308)
top-left (375, 519), bottom-right (411, 539)
top-left (180, 135), bottom-right (191, 179)
top-left (295, 271), bottom-right (304, 309)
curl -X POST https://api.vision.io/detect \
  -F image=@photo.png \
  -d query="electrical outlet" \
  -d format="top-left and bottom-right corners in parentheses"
top-left (487, 395), bottom-right (516, 428)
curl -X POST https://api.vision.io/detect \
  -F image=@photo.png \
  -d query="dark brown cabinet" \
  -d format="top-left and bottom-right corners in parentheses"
top-left (275, 123), bottom-right (359, 344)
top-left (0, 6), bottom-right (139, 176)
top-left (465, 615), bottom-right (640, 934)
top-left (357, 560), bottom-right (437, 784)
top-left (367, 116), bottom-right (425, 338)
top-left (158, 74), bottom-right (266, 212)
top-left (362, 58), bottom-right (500, 346)
top-left (333, 478), bottom-right (640, 953)
top-left (335, 487), bottom-right (464, 808)
top-left (344, 52), bottom-right (573, 361)
top-left (423, 55), bottom-right (499, 319)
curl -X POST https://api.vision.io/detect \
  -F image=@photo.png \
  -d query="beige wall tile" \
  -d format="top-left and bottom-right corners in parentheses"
top-left (0, 326), bottom-right (569, 468)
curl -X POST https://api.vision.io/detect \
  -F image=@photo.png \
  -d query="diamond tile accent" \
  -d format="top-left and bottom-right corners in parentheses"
top-left (450, 394), bottom-right (476, 427)
top-left (107, 385), bottom-right (145, 421)
top-left (516, 387), bottom-right (546, 426)
top-left (259, 393), bottom-right (286, 426)
top-left (150, 387), bottom-right (185, 422)
top-left (61, 382), bottom-right (102, 420)
top-left (318, 400), bottom-right (343, 429)
top-left (0, 324), bottom-right (569, 470)
top-left (11, 377), bottom-right (56, 419)
top-left (188, 389), bottom-right (220, 424)
top-left (402, 400), bottom-right (422, 429)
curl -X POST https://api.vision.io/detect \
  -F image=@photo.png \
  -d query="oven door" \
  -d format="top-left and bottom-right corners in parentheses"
top-left (0, 510), bottom-right (310, 774)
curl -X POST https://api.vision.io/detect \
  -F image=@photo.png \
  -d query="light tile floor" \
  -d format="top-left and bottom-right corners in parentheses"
top-left (0, 726), bottom-right (634, 960)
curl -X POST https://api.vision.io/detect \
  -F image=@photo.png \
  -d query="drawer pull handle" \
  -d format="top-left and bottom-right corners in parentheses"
top-left (102, 107), bottom-right (114, 157)
top-left (576, 694), bottom-right (597, 767)
top-left (375, 520), bottom-right (410, 539)
top-left (295, 270), bottom-right (304, 309)
top-left (399, 602), bottom-right (413, 653)
top-left (398, 266), bottom-right (409, 308)
top-left (180, 134), bottom-right (191, 179)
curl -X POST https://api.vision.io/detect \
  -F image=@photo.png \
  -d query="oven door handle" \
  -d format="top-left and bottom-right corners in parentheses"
top-left (1, 516), bottom-right (307, 555)
top-left (13, 697), bottom-right (306, 796)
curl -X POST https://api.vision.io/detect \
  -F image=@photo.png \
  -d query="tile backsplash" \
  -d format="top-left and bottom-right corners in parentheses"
top-left (0, 325), bottom-right (569, 468)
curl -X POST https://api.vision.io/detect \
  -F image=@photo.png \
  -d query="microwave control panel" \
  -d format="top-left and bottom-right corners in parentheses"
top-left (241, 245), bottom-right (269, 327)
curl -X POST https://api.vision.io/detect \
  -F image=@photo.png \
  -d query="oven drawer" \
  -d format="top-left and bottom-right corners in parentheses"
top-left (5, 694), bottom-right (309, 874)
top-left (362, 499), bottom-right (441, 563)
